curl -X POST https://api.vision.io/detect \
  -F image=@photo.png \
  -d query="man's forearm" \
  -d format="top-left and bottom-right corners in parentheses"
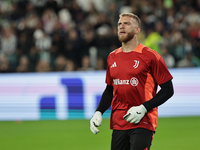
top-left (96, 85), bottom-right (113, 114)
top-left (143, 80), bottom-right (174, 112)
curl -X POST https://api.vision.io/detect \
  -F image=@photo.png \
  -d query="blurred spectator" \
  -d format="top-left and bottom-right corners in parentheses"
top-left (191, 56), bottom-right (200, 67)
top-left (143, 20), bottom-right (165, 55)
top-left (27, 46), bottom-right (40, 72)
top-left (36, 60), bottom-right (51, 72)
top-left (82, 29), bottom-right (95, 56)
top-left (106, 2), bottom-right (119, 26)
top-left (16, 55), bottom-right (30, 72)
top-left (85, 2), bottom-right (99, 28)
top-left (54, 55), bottom-right (67, 71)
top-left (95, 23), bottom-right (112, 60)
top-left (17, 32), bottom-right (33, 56)
top-left (166, 7), bottom-right (175, 30)
top-left (58, 8), bottom-right (74, 30)
top-left (160, 45), bottom-right (175, 68)
top-left (175, 4), bottom-right (188, 23)
top-left (177, 52), bottom-right (195, 68)
top-left (41, 8), bottom-right (58, 34)
top-left (43, 0), bottom-right (60, 14)
top-left (154, 1), bottom-right (166, 21)
top-left (96, 57), bottom-right (105, 70)
top-left (110, 26), bottom-right (121, 51)
top-left (0, 1), bottom-right (13, 18)
top-left (170, 30), bottom-right (186, 62)
top-left (64, 59), bottom-right (77, 72)
top-left (76, 0), bottom-right (105, 12)
top-left (187, 19), bottom-right (200, 58)
top-left (34, 29), bottom-right (52, 51)
top-left (25, 11), bottom-right (40, 29)
top-left (64, 27), bottom-right (82, 67)
top-left (186, 7), bottom-right (200, 25)
top-left (68, 0), bottom-right (86, 25)
top-left (1, 23), bottom-right (17, 55)
top-left (143, 28), bottom-right (163, 54)
top-left (0, 54), bottom-right (12, 73)
top-left (33, 29), bottom-right (52, 65)
top-left (0, 22), bottom-right (18, 71)
top-left (78, 55), bottom-right (94, 71)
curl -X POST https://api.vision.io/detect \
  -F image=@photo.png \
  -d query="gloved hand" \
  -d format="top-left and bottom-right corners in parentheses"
top-left (90, 111), bottom-right (103, 134)
top-left (123, 104), bottom-right (147, 124)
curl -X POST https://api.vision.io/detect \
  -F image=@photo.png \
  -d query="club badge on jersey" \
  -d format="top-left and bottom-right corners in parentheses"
top-left (133, 60), bottom-right (139, 68)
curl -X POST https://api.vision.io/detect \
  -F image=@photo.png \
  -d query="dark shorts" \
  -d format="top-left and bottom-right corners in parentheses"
top-left (111, 128), bottom-right (154, 150)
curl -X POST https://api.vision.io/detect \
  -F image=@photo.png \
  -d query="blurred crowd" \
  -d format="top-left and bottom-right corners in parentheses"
top-left (0, 0), bottom-right (200, 73)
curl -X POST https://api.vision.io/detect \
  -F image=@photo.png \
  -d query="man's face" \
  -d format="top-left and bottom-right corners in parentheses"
top-left (117, 16), bottom-right (140, 43)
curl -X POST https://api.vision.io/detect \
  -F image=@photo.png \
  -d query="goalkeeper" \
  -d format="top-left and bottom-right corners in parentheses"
top-left (90, 13), bottom-right (174, 150)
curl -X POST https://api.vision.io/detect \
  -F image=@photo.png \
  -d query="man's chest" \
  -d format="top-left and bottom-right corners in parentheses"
top-left (108, 53), bottom-right (149, 79)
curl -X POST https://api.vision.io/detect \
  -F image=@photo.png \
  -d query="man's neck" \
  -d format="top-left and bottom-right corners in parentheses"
top-left (122, 37), bottom-right (139, 52)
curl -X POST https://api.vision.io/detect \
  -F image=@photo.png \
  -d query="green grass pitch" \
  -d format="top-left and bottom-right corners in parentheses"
top-left (0, 116), bottom-right (199, 150)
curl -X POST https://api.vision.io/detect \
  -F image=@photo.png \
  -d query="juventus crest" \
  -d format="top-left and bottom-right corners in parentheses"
top-left (133, 60), bottom-right (139, 68)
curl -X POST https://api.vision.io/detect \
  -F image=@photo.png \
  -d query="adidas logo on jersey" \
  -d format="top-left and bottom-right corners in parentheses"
top-left (111, 62), bottom-right (117, 68)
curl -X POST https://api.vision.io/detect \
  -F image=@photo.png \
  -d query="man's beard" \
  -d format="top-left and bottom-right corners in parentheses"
top-left (118, 32), bottom-right (135, 43)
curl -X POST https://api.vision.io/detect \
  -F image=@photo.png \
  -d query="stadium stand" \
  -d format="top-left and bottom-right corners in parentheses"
top-left (0, 0), bottom-right (200, 73)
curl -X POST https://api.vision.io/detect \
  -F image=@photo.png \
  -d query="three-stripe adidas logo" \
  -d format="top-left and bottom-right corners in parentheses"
top-left (111, 62), bottom-right (117, 68)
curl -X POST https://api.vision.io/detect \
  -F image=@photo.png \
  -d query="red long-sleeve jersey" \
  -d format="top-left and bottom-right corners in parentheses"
top-left (106, 43), bottom-right (173, 131)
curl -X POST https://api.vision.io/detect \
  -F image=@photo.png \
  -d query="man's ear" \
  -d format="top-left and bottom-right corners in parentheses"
top-left (135, 27), bottom-right (141, 34)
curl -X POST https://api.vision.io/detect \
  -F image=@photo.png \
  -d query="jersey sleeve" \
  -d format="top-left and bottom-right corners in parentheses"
top-left (105, 55), bottom-right (113, 86)
top-left (148, 50), bottom-right (173, 85)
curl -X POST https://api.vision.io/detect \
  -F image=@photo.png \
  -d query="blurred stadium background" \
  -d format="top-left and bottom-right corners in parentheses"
top-left (0, 0), bottom-right (200, 150)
